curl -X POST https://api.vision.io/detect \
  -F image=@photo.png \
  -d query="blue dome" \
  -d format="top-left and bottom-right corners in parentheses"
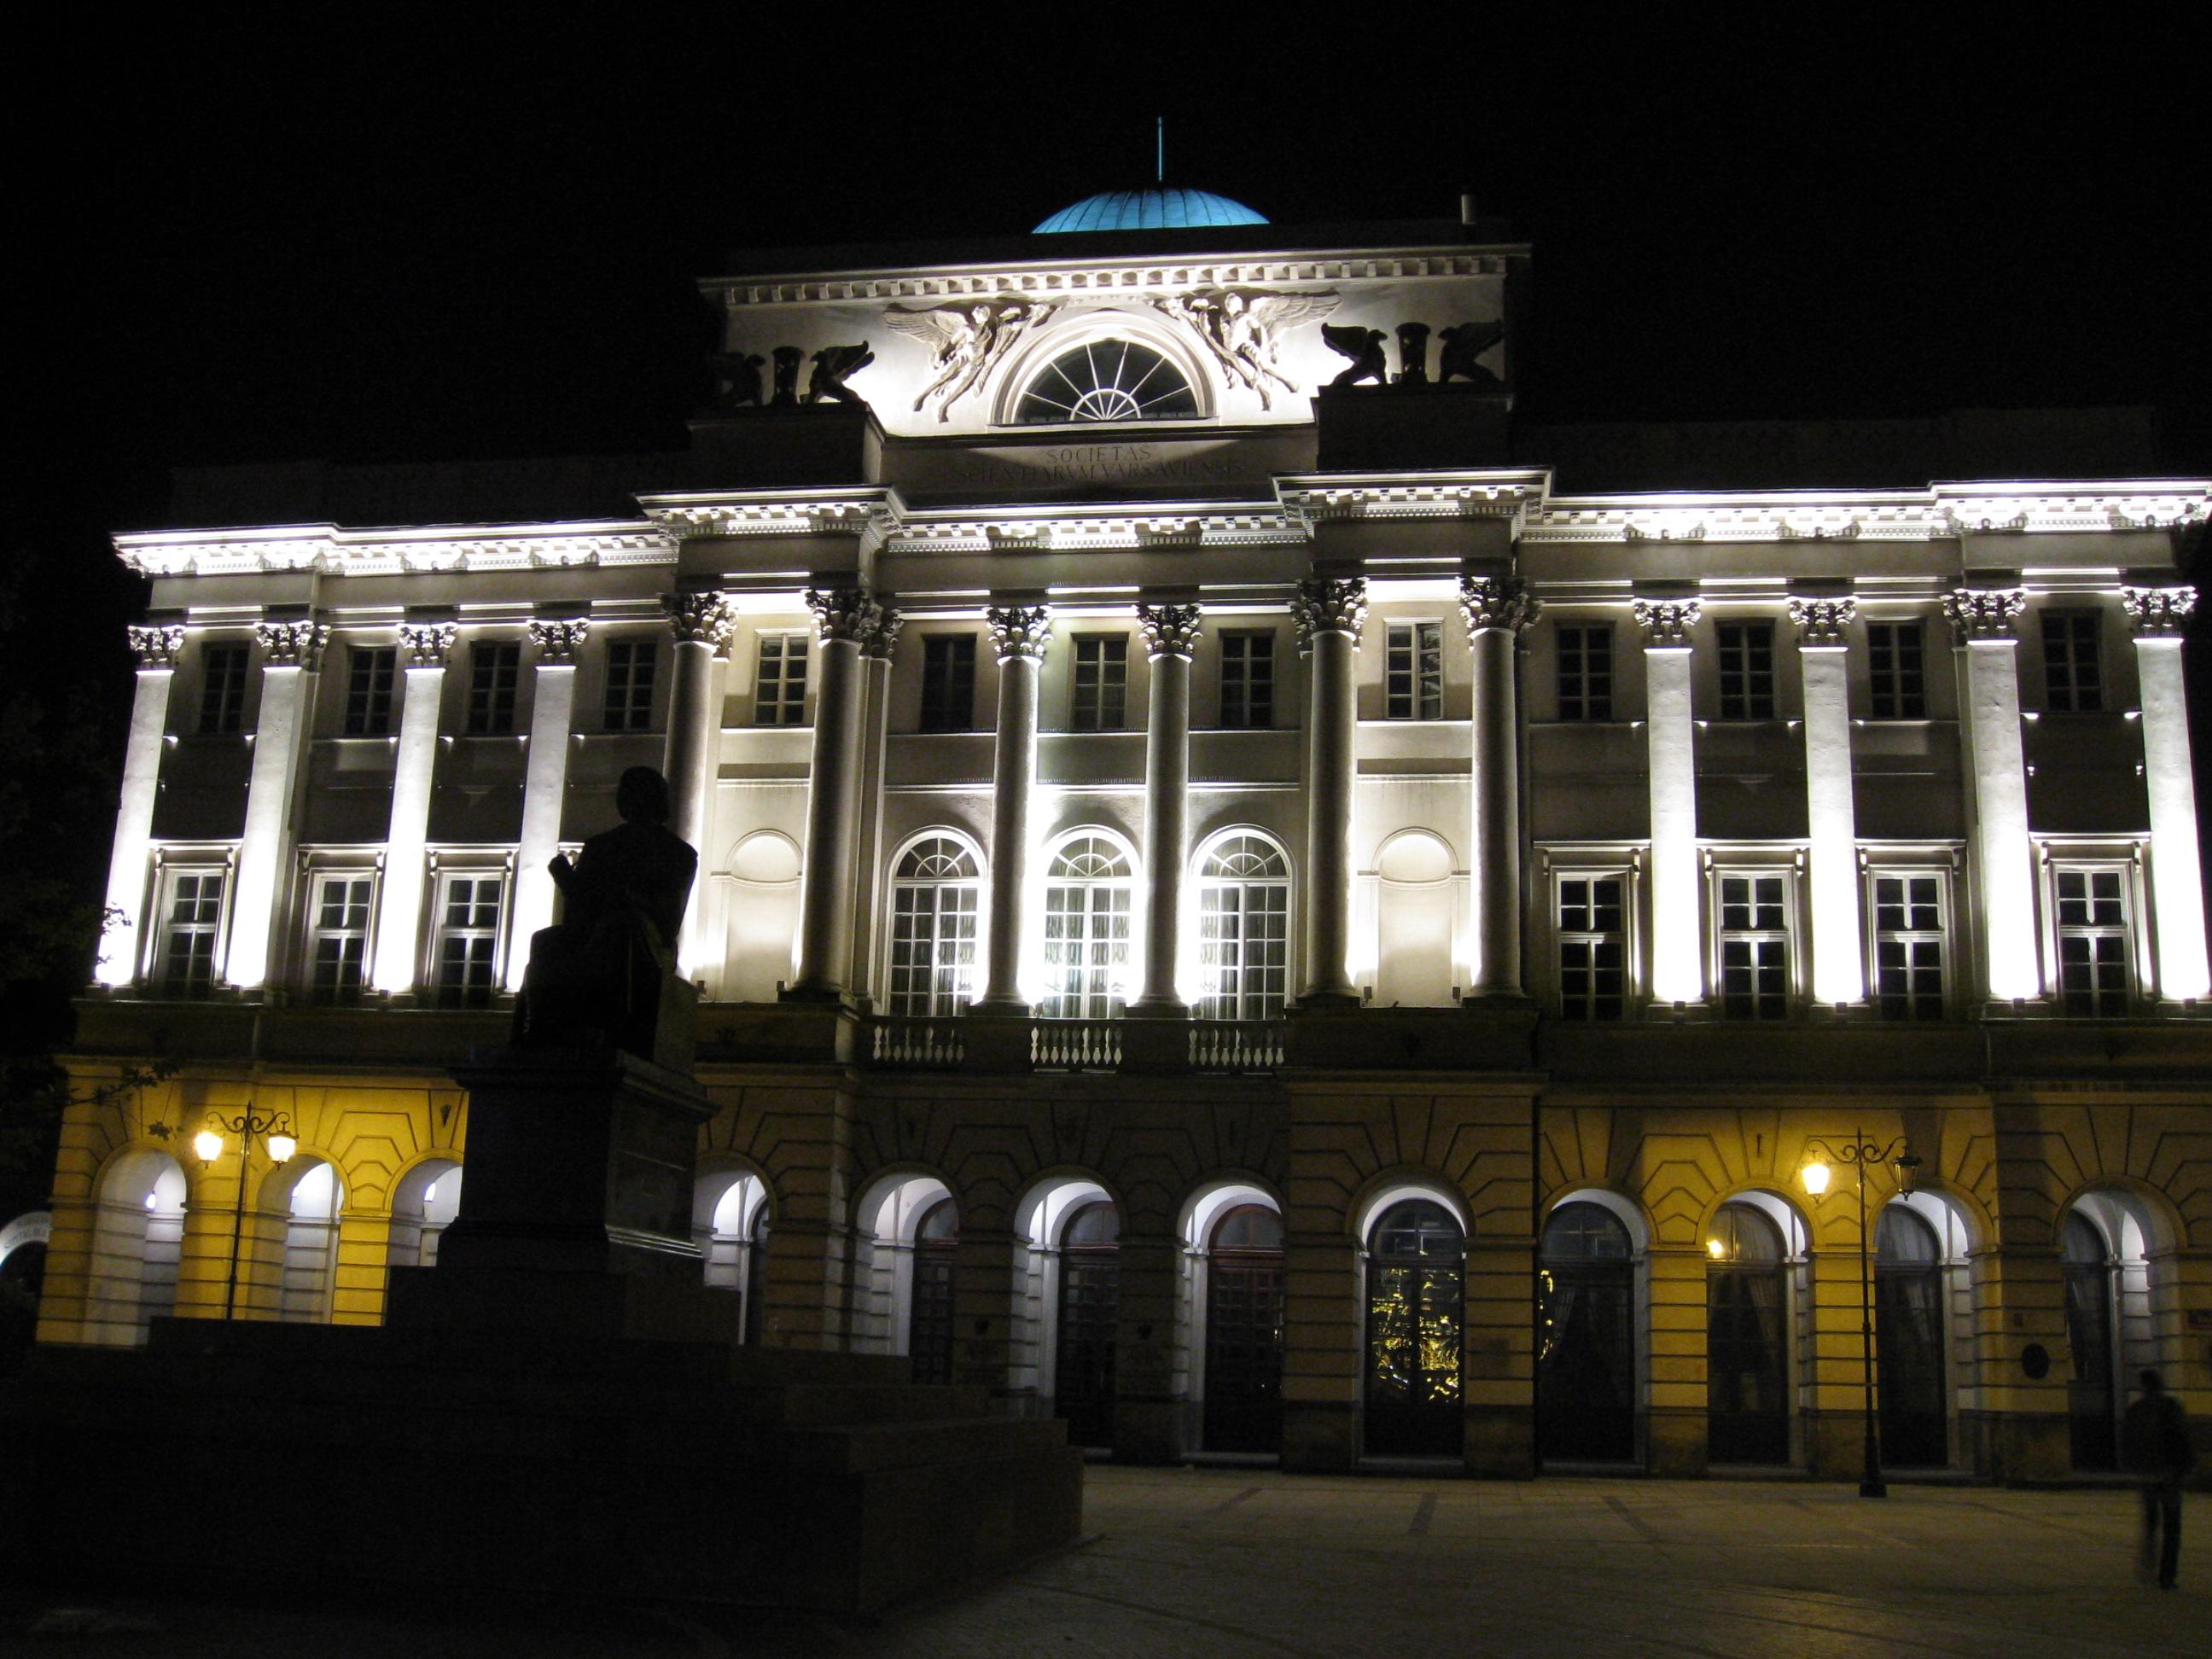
top-left (1033, 187), bottom-right (1268, 235)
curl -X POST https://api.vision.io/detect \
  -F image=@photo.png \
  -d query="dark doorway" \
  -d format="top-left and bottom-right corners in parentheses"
top-left (743, 1214), bottom-right (769, 1347)
top-left (1365, 1199), bottom-right (1464, 1457)
top-left (2062, 1213), bottom-right (2118, 1470)
top-left (1203, 1204), bottom-right (1285, 1452)
top-left (1874, 1207), bottom-right (1947, 1467)
top-left (1539, 1202), bottom-right (1636, 1463)
top-left (910, 1199), bottom-right (958, 1385)
top-left (1707, 1204), bottom-right (1790, 1464)
top-left (1055, 1202), bottom-right (1120, 1448)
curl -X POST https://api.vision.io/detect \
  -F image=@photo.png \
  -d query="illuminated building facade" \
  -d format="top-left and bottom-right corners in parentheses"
top-left (38, 190), bottom-right (2212, 1481)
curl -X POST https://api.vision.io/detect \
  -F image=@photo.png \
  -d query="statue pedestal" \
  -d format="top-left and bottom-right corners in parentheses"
top-left (386, 1044), bottom-right (731, 1343)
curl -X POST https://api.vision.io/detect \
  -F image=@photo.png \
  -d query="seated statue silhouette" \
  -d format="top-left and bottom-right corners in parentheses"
top-left (512, 765), bottom-right (699, 1063)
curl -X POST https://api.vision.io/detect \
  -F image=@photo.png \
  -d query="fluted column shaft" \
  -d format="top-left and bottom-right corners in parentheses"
top-left (1297, 579), bottom-right (1365, 1003)
top-left (1945, 590), bottom-right (2037, 1003)
top-left (1133, 603), bottom-right (1201, 1013)
top-left (977, 605), bottom-right (1051, 1011)
top-left (229, 620), bottom-right (328, 992)
top-left (789, 589), bottom-right (879, 998)
top-left (1793, 599), bottom-right (1864, 1007)
top-left (2126, 586), bottom-right (2209, 1001)
top-left (506, 619), bottom-right (587, 990)
top-left (370, 623), bottom-right (454, 995)
top-left (96, 626), bottom-right (184, 987)
top-left (1460, 577), bottom-right (1534, 998)
top-left (1637, 600), bottom-right (1703, 1007)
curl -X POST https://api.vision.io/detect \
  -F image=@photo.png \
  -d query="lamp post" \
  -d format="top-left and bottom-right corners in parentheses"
top-left (1800, 1132), bottom-right (1922, 1498)
top-left (193, 1109), bottom-right (296, 1320)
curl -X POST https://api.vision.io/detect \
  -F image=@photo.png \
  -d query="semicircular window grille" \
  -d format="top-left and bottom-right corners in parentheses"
top-left (1016, 340), bottom-right (1199, 425)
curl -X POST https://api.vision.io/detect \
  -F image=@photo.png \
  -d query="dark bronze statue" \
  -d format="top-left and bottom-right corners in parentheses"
top-left (1437, 320), bottom-right (1505, 387)
top-left (1395, 323), bottom-right (1430, 385)
top-left (771, 346), bottom-right (804, 406)
top-left (712, 351), bottom-right (765, 410)
top-left (808, 342), bottom-right (876, 405)
top-left (1321, 325), bottom-right (1388, 390)
top-left (512, 766), bottom-right (698, 1062)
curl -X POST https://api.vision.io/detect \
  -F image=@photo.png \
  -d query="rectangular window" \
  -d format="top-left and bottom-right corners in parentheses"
top-left (2055, 868), bottom-right (2129, 1016)
top-left (159, 870), bottom-right (225, 994)
top-left (344, 646), bottom-right (398, 736)
top-left (1871, 874), bottom-right (1945, 1021)
top-left (753, 632), bottom-right (808, 727)
top-left (1718, 873), bottom-right (1790, 1019)
top-left (1866, 621), bottom-right (1926, 720)
top-left (434, 875), bottom-right (504, 1009)
top-left (307, 874), bottom-right (373, 1004)
top-left (1556, 624), bottom-right (1614, 721)
top-left (603, 640), bottom-right (657, 731)
top-left (1070, 635), bottom-right (1127, 731)
top-left (1385, 621), bottom-right (1443, 720)
top-left (1716, 621), bottom-right (1776, 719)
top-left (467, 643), bottom-right (521, 735)
top-left (2042, 611), bottom-right (2104, 713)
top-left (919, 635), bottom-right (977, 732)
top-left (200, 645), bottom-right (249, 734)
top-left (1219, 629), bottom-right (1275, 730)
top-left (1557, 876), bottom-right (1627, 1020)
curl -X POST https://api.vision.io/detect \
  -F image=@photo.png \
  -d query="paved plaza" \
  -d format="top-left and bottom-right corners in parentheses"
top-left (9, 1467), bottom-right (2207, 1656)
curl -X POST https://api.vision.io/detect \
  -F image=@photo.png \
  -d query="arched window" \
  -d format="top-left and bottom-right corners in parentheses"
top-left (1874, 1206), bottom-right (1947, 1467)
top-left (2062, 1212), bottom-right (2118, 1470)
top-left (388, 1160), bottom-right (462, 1271)
top-left (1041, 837), bottom-right (1132, 1020)
top-left (1706, 1202), bottom-right (1788, 1464)
top-left (1204, 1204), bottom-right (1285, 1452)
top-left (888, 838), bottom-right (981, 1018)
top-left (1539, 1202), bottom-right (1635, 1463)
top-left (1016, 341), bottom-right (1198, 425)
top-left (280, 1161), bottom-right (342, 1324)
top-left (911, 1199), bottom-right (959, 1386)
top-left (1055, 1202), bottom-right (1121, 1448)
top-left (1197, 836), bottom-right (1290, 1021)
top-left (1364, 1199), bottom-right (1464, 1456)
top-left (87, 1152), bottom-right (187, 1347)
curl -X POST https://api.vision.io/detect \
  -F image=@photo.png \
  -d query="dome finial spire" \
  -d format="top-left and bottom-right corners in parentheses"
top-left (1155, 116), bottom-right (1165, 185)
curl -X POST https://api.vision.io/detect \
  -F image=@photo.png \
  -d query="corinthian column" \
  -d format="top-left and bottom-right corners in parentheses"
top-left (1132, 602), bottom-right (1202, 1013)
top-left (975, 604), bottom-right (1051, 1011)
top-left (228, 620), bottom-right (328, 992)
top-left (1295, 578), bottom-right (1365, 1004)
top-left (1636, 598), bottom-right (1703, 1007)
top-left (95, 626), bottom-right (184, 987)
top-left (505, 618), bottom-right (588, 990)
top-left (1944, 587), bottom-right (2036, 1003)
top-left (370, 622), bottom-right (454, 996)
top-left (787, 587), bottom-right (878, 999)
top-left (1459, 575), bottom-right (1536, 1000)
top-left (2124, 585), bottom-right (2209, 1001)
top-left (1791, 597), bottom-right (1864, 1008)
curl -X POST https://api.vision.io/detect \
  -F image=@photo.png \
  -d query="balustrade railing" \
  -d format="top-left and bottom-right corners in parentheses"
top-left (1030, 1017), bottom-right (1122, 1071)
top-left (1190, 1020), bottom-right (1288, 1073)
top-left (862, 1015), bottom-right (1284, 1073)
top-left (870, 1016), bottom-right (964, 1069)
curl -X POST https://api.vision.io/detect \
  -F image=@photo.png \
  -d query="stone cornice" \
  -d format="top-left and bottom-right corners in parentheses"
top-left (1277, 472), bottom-right (1546, 527)
top-left (117, 521), bottom-right (672, 578)
top-left (1527, 483), bottom-right (2212, 544)
top-left (1136, 602), bottom-right (1204, 660)
top-left (885, 506), bottom-right (1302, 556)
top-left (2122, 585), bottom-right (2197, 638)
top-left (638, 488), bottom-right (899, 548)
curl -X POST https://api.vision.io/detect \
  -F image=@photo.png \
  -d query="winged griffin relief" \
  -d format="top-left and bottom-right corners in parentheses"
top-left (884, 298), bottom-right (1061, 422)
top-left (1151, 288), bottom-right (1340, 410)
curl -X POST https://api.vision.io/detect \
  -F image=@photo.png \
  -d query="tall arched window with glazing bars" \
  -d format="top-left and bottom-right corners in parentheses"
top-left (1196, 835), bottom-right (1290, 1021)
top-left (887, 838), bottom-right (981, 1018)
top-left (1041, 836), bottom-right (1132, 1019)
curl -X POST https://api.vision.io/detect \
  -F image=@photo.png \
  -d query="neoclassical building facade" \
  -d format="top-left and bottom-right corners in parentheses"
top-left (39, 192), bottom-right (2212, 1481)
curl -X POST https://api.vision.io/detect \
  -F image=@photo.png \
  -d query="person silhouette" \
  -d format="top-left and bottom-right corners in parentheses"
top-left (2123, 1368), bottom-right (2194, 1589)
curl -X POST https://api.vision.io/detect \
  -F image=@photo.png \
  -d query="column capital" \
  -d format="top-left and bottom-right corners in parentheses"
top-left (1788, 597), bottom-right (1856, 648)
top-left (527, 617), bottom-right (591, 662)
top-left (861, 605), bottom-right (905, 661)
top-left (1136, 602), bottom-right (1203, 660)
top-left (1942, 587), bottom-right (2027, 643)
top-left (662, 590), bottom-right (733, 648)
top-left (1633, 598), bottom-right (1701, 648)
top-left (806, 586), bottom-right (881, 645)
top-left (2123, 585), bottom-right (2196, 638)
top-left (255, 619), bottom-right (329, 670)
top-left (987, 603), bottom-right (1052, 662)
top-left (1293, 577), bottom-right (1368, 641)
top-left (126, 624), bottom-right (185, 668)
top-left (1458, 574), bottom-right (1538, 636)
top-left (399, 621), bottom-right (457, 666)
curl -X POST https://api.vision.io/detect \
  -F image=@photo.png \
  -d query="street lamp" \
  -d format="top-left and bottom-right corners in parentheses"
top-left (194, 1109), bottom-right (297, 1319)
top-left (1800, 1131), bottom-right (1921, 1498)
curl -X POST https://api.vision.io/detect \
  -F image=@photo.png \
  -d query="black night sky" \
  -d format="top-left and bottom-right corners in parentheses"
top-left (8, 16), bottom-right (2211, 1027)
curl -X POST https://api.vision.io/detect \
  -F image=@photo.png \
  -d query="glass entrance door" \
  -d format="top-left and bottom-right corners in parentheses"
top-left (910, 1199), bottom-right (958, 1386)
top-left (2062, 1214), bottom-right (2118, 1470)
top-left (1539, 1203), bottom-right (1636, 1463)
top-left (1707, 1205), bottom-right (1790, 1464)
top-left (1874, 1207), bottom-right (1947, 1467)
top-left (1364, 1201), bottom-right (1464, 1457)
top-left (1203, 1206), bottom-right (1284, 1452)
top-left (1055, 1202), bottom-right (1121, 1448)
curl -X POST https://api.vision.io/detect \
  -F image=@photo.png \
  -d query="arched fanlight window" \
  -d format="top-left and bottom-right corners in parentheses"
top-left (1016, 340), bottom-right (1199, 425)
top-left (1041, 837), bottom-right (1132, 1019)
top-left (888, 837), bottom-right (981, 1018)
top-left (1196, 835), bottom-right (1290, 1022)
